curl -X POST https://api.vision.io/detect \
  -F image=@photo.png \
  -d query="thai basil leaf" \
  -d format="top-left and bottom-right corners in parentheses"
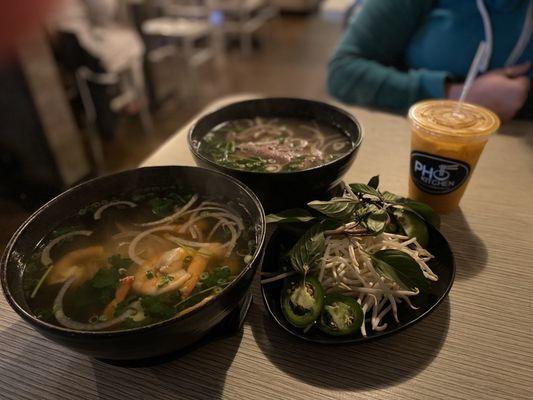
top-left (289, 222), bottom-right (326, 274)
top-left (308, 197), bottom-right (358, 221)
top-left (399, 199), bottom-right (440, 228)
top-left (381, 191), bottom-right (402, 202)
top-left (372, 249), bottom-right (429, 292)
top-left (354, 203), bottom-right (379, 220)
top-left (365, 209), bottom-right (389, 234)
top-left (349, 183), bottom-right (382, 199)
top-left (380, 191), bottom-right (440, 228)
top-left (266, 209), bottom-right (316, 224)
top-left (367, 175), bottom-right (380, 190)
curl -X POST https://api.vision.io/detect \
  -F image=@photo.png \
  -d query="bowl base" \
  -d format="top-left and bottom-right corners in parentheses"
top-left (97, 292), bottom-right (253, 367)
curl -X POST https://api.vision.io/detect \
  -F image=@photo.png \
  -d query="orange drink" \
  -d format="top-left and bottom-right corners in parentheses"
top-left (408, 100), bottom-right (500, 213)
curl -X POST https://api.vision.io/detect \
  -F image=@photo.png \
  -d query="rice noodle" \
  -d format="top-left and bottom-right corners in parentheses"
top-left (128, 226), bottom-right (177, 265)
top-left (164, 235), bottom-right (223, 249)
top-left (178, 211), bottom-right (243, 235)
top-left (41, 230), bottom-right (92, 266)
top-left (53, 277), bottom-right (139, 330)
top-left (94, 201), bottom-right (136, 220)
top-left (112, 230), bottom-right (141, 240)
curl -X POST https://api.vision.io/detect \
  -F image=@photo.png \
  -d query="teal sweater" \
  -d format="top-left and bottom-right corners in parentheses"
top-left (327, 0), bottom-right (532, 116)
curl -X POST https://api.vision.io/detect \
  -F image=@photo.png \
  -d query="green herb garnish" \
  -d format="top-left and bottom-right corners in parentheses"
top-left (140, 296), bottom-right (176, 320)
top-left (108, 254), bottom-right (132, 270)
top-left (157, 274), bottom-right (174, 288)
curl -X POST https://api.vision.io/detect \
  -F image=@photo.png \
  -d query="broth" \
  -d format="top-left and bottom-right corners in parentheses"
top-left (198, 118), bottom-right (352, 172)
top-left (23, 189), bottom-right (255, 331)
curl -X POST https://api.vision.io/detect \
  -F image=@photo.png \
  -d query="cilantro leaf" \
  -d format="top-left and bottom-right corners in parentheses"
top-left (91, 267), bottom-right (120, 289)
top-left (140, 296), bottom-right (176, 320)
top-left (108, 255), bottom-right (132, 270)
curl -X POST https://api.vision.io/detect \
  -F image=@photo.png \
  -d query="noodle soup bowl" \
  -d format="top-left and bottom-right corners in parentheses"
top-left (1, 166), bottom-right (266, 360)
top-left (188, 98), bottom-right (363, 212)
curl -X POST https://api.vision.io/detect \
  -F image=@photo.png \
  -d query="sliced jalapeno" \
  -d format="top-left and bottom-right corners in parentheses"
top-left (281, 275), bottom-right (324, 328)
top-left (393, 208), bottom-right (429, 248)
top-left (319, 294), bottom-right (363, 336)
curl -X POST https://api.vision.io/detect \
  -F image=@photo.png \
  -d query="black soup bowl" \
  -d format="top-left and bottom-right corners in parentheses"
top-left (188, 98), bottom-right (363, 212)
top-left (1, 166), bottom-right (266, 360)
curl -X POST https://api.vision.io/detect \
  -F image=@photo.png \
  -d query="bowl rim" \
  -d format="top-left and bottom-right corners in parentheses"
top-left (1, 166), bottom-right (266, 337)
top-left (187, 97), bottom-right (364, 176)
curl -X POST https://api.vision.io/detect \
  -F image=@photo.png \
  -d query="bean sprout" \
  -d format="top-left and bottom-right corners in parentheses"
top-left (317, 231), bottom-right (436, 336)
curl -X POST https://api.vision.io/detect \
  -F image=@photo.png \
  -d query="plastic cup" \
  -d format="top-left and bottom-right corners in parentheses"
top-left (408, 100), bottom-right (500, 213)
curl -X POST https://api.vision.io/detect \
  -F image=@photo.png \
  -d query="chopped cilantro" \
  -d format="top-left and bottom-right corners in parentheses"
top-left (157, 274), bottom-right (174, 288)
top-left (140, 296), bottom-right (176, 320)
top-left (91, 267), bottom-right (120, 289)
top-left (73, 258), bottom-right (122, 308)
top-left (34, 307), bottom-right (55, 322)
top-left (159, 290), bottom-right (182, 304)
top-left (146, 193), bottom-right (193, 217)
top-left (108, 254), bottom-right (132, 270)
top-left (195, 266), bottom-right (232, 291)
top-left (148, 197), bottom-right (177, 217)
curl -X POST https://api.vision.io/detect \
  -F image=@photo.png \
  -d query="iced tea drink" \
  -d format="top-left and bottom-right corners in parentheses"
top-left (408, 100), bottom-right (500, 213)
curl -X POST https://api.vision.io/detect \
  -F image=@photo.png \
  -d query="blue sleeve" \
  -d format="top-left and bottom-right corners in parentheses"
top-left (327, 0), bottom-right (448, 113)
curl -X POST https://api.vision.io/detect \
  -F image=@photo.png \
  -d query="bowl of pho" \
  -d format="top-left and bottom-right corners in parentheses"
top-left (1, 166), bottom-right (266, 360)
top-left (188, 98), bottom-right (363, 212)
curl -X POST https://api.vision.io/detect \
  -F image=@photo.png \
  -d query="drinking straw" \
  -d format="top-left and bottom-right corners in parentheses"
top-left (454, 41), bottom-right (488, 113)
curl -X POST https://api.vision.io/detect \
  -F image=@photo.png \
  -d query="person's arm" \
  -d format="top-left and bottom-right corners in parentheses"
top-left (327, 0), bottom-right (445, 113)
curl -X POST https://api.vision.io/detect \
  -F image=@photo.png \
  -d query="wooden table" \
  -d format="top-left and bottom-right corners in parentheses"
top-left (1, 95), bottom-right (532, 399)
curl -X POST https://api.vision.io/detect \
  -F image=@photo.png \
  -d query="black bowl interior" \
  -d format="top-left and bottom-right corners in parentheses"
top-left (188, 97), bottom-right (363, 172)
top-left (2, 166), bottom-right (266, 337)
top-left (261, 225), bottom-right (455, 344)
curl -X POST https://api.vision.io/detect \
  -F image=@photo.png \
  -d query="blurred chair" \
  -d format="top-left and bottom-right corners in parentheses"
top-left (213, 0), bottom-right (277, 54)
top-left (141, 0), bottom-right (220, 98)
top-left (55, 31), bottom-right (153, 173)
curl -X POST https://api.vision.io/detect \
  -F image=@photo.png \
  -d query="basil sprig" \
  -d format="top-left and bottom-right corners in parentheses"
top-left (267, 175), bottom-right (439, 293)
top-left (371, 250), bottom-right (429, 292)
top-left (288, 222), bottom-right (326, 274)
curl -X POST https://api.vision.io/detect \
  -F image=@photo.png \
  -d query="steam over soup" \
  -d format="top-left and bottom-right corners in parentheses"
top-left (198, 118), bottom-right (352, 172)
top-left (23, 190), bottom-right (256, 331)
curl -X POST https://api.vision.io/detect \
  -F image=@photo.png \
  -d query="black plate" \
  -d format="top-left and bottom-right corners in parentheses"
top-left (261, 225), bottom-right (455, 344)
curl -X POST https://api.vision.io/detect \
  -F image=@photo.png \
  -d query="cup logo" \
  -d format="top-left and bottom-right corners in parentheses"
top-left (410, 151), bottom-right (470, 194)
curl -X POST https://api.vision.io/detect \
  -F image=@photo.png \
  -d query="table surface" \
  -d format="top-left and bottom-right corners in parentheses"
top-left (1, 95), bottom-right (532, 400)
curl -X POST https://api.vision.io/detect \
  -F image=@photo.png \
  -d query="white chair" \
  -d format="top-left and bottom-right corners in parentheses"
top-left (141, 1), bottom-right (221, 99)
top-left (212, 0), bottom-right (277, 54)
top-left (74, 65), bottom-right (154, 173)
top-left (56, 30), bottom-right (153, 174)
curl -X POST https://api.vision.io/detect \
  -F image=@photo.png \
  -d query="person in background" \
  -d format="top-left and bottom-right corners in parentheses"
top-left (50, 0), bottom-right (146, 106)
top-left (327, 0), bottom-right (532, 121)
top-left (46, 0), bottom-right (147, 139)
